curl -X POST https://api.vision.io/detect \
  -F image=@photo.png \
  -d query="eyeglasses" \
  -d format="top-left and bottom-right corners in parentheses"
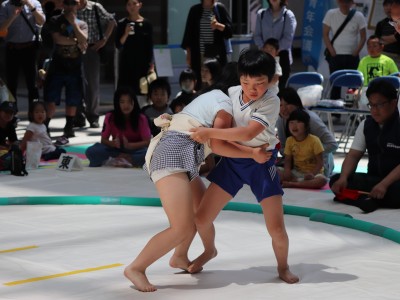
top-left (367, 101), bottom-right (390, 109)
top-left (389, 18), bottom-right (400, 27)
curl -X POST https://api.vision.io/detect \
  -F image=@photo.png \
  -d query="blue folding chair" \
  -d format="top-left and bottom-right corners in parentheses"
top-left (285, 72), bottom-right (324, 89)
top-left (323, 69), bottom-right (363, 98)
top-left (368, 76), bottom-right (400, 91)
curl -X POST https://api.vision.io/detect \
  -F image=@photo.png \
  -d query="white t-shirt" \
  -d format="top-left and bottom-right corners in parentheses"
top-left (350, 120), bottom-right (366, 152)
top-left (269, 56), bottom-right (282, 95)
top-left (228, 85), bottom-right (280, 149)
top-left (26, 122), bottom-right (56, 154)
top-left (182, 89), bottom-right (233, 127)
top-left (323, 8), bottom-right (366, 55)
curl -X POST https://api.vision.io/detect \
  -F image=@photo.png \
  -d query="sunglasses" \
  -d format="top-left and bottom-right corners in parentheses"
top-left (63, 0), bottom-right (78, 6)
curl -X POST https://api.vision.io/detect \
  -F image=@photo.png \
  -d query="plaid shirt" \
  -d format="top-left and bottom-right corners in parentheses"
top-left (77, 1), bottom-right (114, 44)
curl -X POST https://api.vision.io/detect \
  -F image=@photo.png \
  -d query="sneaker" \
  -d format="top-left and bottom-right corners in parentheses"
top-left (54, 136), bottom-right (69, 146)
top-left (357, 196), bottom-right (378, 214)
top-left (90, 121), bottom-right (100, 128)
top-left (63, 126), bottom-right (75, 138)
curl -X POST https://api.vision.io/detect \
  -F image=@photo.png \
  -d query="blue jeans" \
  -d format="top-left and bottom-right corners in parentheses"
top-left (85, 142), bottom-right (147, 167)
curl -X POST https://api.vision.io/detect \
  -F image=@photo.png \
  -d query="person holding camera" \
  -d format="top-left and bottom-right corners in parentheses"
top-left (115, 0), bottom-right (154, 108)
top-left (43, 0), bottom-right (88, 140)
top-left (75, 0), bottom-right (116, 129)
top-left (0, 0), bottom-right (45, 113)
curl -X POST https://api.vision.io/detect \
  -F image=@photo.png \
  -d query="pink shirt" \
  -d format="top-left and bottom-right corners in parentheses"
top-left (101, 112), bottom-right (151, 142)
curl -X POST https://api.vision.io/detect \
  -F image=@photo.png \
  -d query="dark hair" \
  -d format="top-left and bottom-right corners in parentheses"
top-left (199, 62), bottom-right (240, 96)
top-left (367, 34), bottom-right (383, 44)
top-left (263, 38), bottom-right (280, 51)
top-left (383, 0), bottom-right (394, 5)
top-left (148, 78), bottom-right (171, 98)
top-left (238, 48), bottom-right (276, 81)
top-left (278, 87), bottom-right (304, 109)
top-left (287, 108), bottom-right (311, 136)
top-left (203, 58), bottom-right (222, 83)
top-left (112, 87), bottom-right (141, 131)
top-left (266, 0), bottom-right (288, 8)
top-left (28, 101), bottom-right (47, 123)
top-left (366, 79), bottom-right (398, 101)
top-left (179, 68), bottom-right (197, 84)
top-left (169, 97), bottom-right (186, 113)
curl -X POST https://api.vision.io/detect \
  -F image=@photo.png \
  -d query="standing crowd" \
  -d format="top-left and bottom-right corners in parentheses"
top-left (1, 0), bottom-right (400, 293)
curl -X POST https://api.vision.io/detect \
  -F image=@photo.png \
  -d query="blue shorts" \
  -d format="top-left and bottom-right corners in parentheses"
top-left (207, 150), bottom-right (283, 202)
top-left (44, 73), bottom-right (82, 106)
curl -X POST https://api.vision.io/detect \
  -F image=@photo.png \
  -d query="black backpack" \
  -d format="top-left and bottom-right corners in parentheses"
top-left (10, 145), bottom-right (28, 176)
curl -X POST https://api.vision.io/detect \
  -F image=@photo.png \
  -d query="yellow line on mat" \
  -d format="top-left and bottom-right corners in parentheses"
top-left (4, 263), bottom-right (124, 286)
top-left (0, 245), bottom-right (38, 254)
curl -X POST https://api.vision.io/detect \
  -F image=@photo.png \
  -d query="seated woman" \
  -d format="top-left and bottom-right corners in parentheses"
top-left (277, 87), bottom-right (338, 177)
top-left (86, 87), bottom-right (151, 167)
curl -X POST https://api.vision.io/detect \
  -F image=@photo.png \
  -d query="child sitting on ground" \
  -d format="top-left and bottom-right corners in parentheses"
top-left (262, 38), bottom-right (282, 94)
top-left (20, 101), bottom-right (66, 161)
top-left (142, 78), bottom-right (173, 137)
top-left (0, 101), bottom-right (18, 171)
top-left (279, 108), bottom-right (327, 189)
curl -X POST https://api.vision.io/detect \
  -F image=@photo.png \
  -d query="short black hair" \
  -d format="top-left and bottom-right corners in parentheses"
top-left (148, 78), bottom-right (171, 98)
top-left (287, 108), bottom-right (311, 135)
top-left (263, 38), bottom-right (280, 51)
top-left (238, 48), bottom-right (276, 81)
top-left (366, 79), bottom-right (398, 101)
top-left (266, 0), bottom-right (287, 8)
top-left (278, 87), bottom-right (304, 109)
top-left (179, 68), bottom-right (197, 84)
top-left (203, 58), bottom-right (222, 82)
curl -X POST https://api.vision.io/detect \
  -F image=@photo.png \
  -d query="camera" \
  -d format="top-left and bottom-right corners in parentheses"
top-left (128, 22), bottom-right (135, 35)
top-left (10, 0), bottom-right (23, 7)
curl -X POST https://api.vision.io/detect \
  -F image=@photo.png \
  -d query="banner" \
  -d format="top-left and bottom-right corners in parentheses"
top-left (302, 0), bottom-right (335, 70)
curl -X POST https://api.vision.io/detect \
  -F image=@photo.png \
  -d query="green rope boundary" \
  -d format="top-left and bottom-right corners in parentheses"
top-left (1, 196), bottom-right (400, 245)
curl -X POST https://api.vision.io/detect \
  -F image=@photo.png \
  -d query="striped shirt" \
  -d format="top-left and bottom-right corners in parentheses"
top-left (199, 8), bottom-right (214, 53)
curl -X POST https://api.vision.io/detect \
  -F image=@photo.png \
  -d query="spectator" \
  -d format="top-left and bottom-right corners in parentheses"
top-left (86, 87), bottom-right (151, 167)
top-left (276, 87), bottom-right (338, 177)
top-left (254, 0), bottom-right (297, 90)
top-left (323, 0), bottom-right (366, 100)
top-left (0, 101), bottom-right (18, 171)
top-left (278, 108), bottom-right (328, 189)
top-left (76, 0), bottom-right (116, 129)
top-left (375, 0), bottom-right (400, 66)
top-left (357, 35), bottom-right (398, 86)
top-left (20, 101), bottom-right (66, 161)
top-left (181, 0), bottom-right (232, 89)
top-left (115, 0), bottom-right (154, 108)
top-left (141, 78), bottom-right (173, 137)
top-left (200, 57), bottom-right (221, 89)
top-left (43, 0), bottom-right (88, 140)
top-left (330, 79), bottom-right (400, 213)
top-left (262, 38), bottom-right (282, 95)
top-left (170, 69), bottom-right (197, 113)
top-left (0, 0), bottom-right (45, 113)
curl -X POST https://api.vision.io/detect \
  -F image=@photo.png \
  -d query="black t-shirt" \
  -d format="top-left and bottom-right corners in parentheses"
top-left (0, 118), bottom-right (18, 146)
top-left (48, 14), bottom-right (88, 74)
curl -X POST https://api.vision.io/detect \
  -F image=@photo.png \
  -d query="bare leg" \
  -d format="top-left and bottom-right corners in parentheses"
top-left (188, 183), bottom-right (232, 273)
top-left (260, 195), bottom-right (299, 284)
top-left (124, 173), bottom-right (195, 292)
top-left (170, 177), bottom-right (206, 271)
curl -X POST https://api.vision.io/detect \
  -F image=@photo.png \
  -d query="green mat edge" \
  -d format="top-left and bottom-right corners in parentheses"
top-left (1, 196), bottom-right (399, 245)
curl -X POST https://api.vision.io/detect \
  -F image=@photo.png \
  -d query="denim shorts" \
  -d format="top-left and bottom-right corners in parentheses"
top-left (44, 73), bottom-right (82, 106)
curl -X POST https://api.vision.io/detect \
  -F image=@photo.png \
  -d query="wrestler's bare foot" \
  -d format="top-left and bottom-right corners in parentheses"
top-left (124, 266), bottom-right (157, 292)
top-left (169, 255), bottom-right (191, 271)
top-left (187, 248), bottom-right (217, 274)
top-left (278, 267), bottom-right (299, 284)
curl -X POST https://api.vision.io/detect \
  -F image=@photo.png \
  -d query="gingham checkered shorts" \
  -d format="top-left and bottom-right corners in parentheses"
top-left (145, 131), bottom-right (205, 182)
